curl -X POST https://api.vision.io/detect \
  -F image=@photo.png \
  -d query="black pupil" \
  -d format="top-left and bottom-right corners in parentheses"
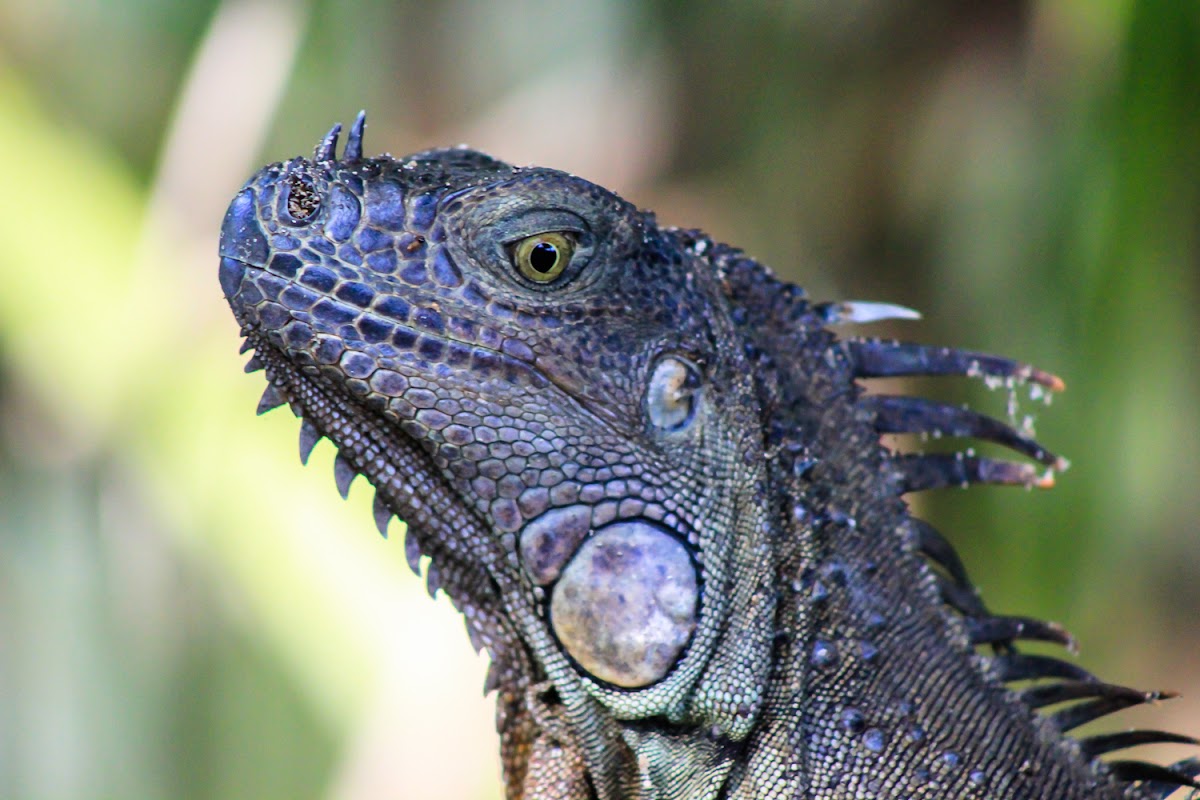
top-left (529, 241), bottom-right (559, 273)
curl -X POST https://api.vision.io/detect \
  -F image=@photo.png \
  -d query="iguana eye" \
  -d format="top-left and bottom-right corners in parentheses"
top-left (512, 232), bottom-right (574, 282)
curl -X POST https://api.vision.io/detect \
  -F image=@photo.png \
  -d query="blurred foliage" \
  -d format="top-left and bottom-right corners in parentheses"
top-left (0, 0), bottom-right (1196, 798)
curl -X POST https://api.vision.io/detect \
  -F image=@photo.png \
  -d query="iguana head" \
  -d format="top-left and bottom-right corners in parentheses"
top-left (220, 113), bottom-right (779, 793)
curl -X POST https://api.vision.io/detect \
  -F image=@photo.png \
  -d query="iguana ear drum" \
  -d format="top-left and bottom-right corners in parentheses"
top-left (530, 518), bottom-right (699, 688)
top-left (646, 356), bottom-right (702, 432)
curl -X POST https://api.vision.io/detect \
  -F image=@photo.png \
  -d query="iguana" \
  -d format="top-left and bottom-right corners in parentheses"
top-left (218, 113), bottom-right (1199, 799)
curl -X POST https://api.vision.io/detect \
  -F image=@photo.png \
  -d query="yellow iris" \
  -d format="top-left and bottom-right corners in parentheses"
top-left (512, 232), bottom-right (574, 282)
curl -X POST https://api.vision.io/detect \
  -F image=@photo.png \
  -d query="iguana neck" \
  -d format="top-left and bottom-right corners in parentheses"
top-left (715, 246), bottom-right (1122, 799)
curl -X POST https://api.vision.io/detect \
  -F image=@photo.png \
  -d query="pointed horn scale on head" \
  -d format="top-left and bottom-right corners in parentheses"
top-left (845, 339), bottom-right (1066, 392)
top-left (315, 122), bottom-right (342, 162)
top-left (344, 111), bottom-right (366, 161)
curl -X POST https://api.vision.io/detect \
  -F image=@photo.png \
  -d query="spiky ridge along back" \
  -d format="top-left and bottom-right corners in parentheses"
top-left (714, 239), bottom-right (1198, 798)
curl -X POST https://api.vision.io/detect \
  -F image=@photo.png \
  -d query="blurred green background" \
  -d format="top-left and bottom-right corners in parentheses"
top-left (0, 1), bottom-right (1196, 798)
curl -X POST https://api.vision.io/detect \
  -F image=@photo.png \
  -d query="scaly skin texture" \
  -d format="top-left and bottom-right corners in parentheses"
top-left (219, 116), bottom-right (1198, 799)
